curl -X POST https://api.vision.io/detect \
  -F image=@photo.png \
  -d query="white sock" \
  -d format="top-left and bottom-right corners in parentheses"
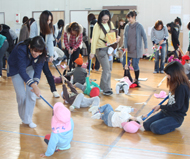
top-left (29, 122), bottom-right (37, 128)
top-left (123, 85), bottom-right (129, 95)
top-left (91, 113), bottom-right (101, 119)
top-left (116, 85), bottom-right (120, 94)
top-left (69, 105), bottom-right (75, 112)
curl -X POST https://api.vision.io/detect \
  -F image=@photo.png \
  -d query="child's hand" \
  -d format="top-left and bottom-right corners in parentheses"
top-left (66, 65), bottom-right (70, 71)
top-left (152, 105), bottom-right (160, 113)
top-left (61, 75), bottom-right (68, 83)
top-left (40, 154), bottom-right (46, 158)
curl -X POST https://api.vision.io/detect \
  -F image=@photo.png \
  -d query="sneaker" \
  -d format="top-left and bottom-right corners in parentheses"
top-left (88, 106), bottom-right (99, 115)
top-left (69, 105), bottom-right (75, 112)
top-left (103, 91), bottom-right (113, 96)
top-left (91, 113), bottom-right (101, 119)
top-left (53, 91), bottom-right (60, 98)
top-left (153, 71), bottom-right (158, 74)
top-left (160, 71), bottom-right (164, 74)
top-left (29, 122), bottom-right (37, 128)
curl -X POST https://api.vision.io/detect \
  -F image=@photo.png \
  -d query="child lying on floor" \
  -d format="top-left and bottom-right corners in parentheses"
top-left (89, 104), bottom-right (143, 133)
top-left (61, 76), bottom-right (100, 112)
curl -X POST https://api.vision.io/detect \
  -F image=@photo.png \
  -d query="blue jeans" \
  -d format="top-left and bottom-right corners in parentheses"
top-left (143, 111), bottom-right (181, 135)
top-left (122, 55), bottom-right (140, 71)
top-left (43, 61), bottom-right (56, 92)
top-left (154, 43), bottom-right (166, 72)
top-left (99, 104), bottom-right (114, 126)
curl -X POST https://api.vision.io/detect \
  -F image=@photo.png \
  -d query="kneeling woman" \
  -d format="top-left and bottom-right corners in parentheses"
top-left (143, 61), bottom-right (190, 134)
top-left (8, 36), bottom-right (46, 128)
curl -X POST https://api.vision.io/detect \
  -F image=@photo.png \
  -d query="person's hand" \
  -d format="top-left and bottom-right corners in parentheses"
top-left (61, 75), bottom-right (68, 83)
top-left (186, 51), bottom-right (189, 56)
top-left (124, 65), bottom-right (128, 70)
top-left (71, 49), bottom-right (74, 54)
top-left (159, 40), bottom-right (164, 46)
top-left (69, 49), bottom-right (72, 54)
top-left (89, 53), bottom-right (94, 60)
top-left (116, 36), bottom-right (120, 43)
top-left (49, 56), bottom-right (53, 63)
top-left (124, 48), bottom-right (128, 52)
top-left (40, 153), bottom-right (46, 158)
top-left (66, 65), bottom-right (70, 71)
top-left (152, 105), bottom-right (160, 113)
top-left (154, 44), bottom-right (158, 49)
top-left (145, 48), bottom-right (148, 53)
top-left (90, 39), bottom-right (92, 43)
top-left (31, 83), bottom-right (41, 97)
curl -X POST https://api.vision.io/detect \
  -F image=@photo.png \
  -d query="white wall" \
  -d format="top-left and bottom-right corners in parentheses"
top-left (0, 0), bottom-right (190, 53)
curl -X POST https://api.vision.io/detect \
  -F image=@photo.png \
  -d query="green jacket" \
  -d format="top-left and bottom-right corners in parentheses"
top-left (0, 34), bottom-right (6, 49)
top-left (84, 77), bottom-right (100, 96)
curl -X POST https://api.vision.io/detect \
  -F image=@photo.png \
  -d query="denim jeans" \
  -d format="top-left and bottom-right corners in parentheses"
top-left (99, 104), bottom-right (114, 126)
top-left (154, 43), bottom-right (166, 72)
top-left (43, 61), bottom-right (56, 92)
top-left (122, 55), bottom-right (140, 71)
top-left (143, 111), bottom-right (181, 135)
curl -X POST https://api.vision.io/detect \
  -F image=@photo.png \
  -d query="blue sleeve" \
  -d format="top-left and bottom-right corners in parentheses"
top-left (46, 33), bottom-right (54, 57)
top-left (45, 132), bottom-right (58, 157)
top-left (17, 47), bottom-right (34, 86)
top-left (33, 60), bottom-right (44, 84)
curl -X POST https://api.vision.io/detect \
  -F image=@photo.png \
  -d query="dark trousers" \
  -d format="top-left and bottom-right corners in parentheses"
top-left (43, 61), bottom-right (56, 92)
top-left (65, 47), bottom-right (80, 70)
top-left (87, 43), bottom-right (100, 70)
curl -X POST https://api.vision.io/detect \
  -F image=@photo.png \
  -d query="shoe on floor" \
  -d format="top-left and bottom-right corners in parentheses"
top-left (160, 71), bottom-right (164, 74)
top-left (88, 106), bottom-right (99, 115)
top-left (133, 81), bottom-right (141, 87)
top-left (53, 91), bottom-right (60, 98)
top-left (91, 113), bottom-right (101, 119)
top-left (29, 122), bottom-right (37, 128)
top-left (69, 105), bottom-right (75, 112)
top-left (103, 90), bottom-right (113, 96)
top-left (153, 71), bottom-right (158, 74)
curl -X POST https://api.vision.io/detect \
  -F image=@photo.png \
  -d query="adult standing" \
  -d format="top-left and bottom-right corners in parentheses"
top-left (18, 20), bottom-right (30, 42)
top-left (87, 13), bottom-right (100, 71)
top-left (29, 18), bottom-right (38, 38)
top-left (63, 22), bottom-right (83, 70)
top-left (151, 20), bottom-right (168, 74)
top-left (123, 11), bottom-right (148, 87)
top-left (53, 19), bottom-right (64, 49)
top-left (90, 10), bottom-right (118, 96)
top-left (8, 36), bottom-right (46, 128)
top-left (39, 10), bottom-right (60, 98)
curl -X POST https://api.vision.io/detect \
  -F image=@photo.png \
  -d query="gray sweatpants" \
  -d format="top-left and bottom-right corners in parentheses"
top-left (75, 82), bottom-right (86, 92)
top-left (72, 93), bottom-right (100, 109)
top-left (11, 66), bottom-right (36, 124)
top-left (96, 47), bottom-right (113, 92)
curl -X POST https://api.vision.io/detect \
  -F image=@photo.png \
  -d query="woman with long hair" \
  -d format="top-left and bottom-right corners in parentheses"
top-left (39, 10), bottom-right (60, 98)
top-left (143, 61), bottom-right (190, 134)
top-left (90, 10), bottom-right (119, 96)
top-left (8, 36), bottom-right (46, 128)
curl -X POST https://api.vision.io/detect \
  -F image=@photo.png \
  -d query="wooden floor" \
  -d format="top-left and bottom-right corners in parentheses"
top-left (0, 59), bottom-right (190, 159)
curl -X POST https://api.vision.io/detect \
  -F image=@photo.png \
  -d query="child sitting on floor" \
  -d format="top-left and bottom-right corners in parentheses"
top-left (75, 75), bottom-right (100, 97)
top-left (89, 104), bottom-right (143, 133)
top-left (40, 102), bottom-right (74, 157)
top-left (116, 76), bottom-right (132, 95)
top-left (61, 76), bottom-right (100, 112)
top-left (66, 54), bottom-right (87, 84)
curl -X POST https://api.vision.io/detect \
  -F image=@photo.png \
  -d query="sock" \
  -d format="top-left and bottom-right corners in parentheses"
top-left (123, 85), bottom-right (129, 95)
top-left (135, 70), bottom-right (139, 81)
top-left (124, 69), bottom-right (133, 82)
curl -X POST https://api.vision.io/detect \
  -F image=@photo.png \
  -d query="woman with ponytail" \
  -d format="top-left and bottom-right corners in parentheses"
top-left (8, 36), bottom-right (46, 128)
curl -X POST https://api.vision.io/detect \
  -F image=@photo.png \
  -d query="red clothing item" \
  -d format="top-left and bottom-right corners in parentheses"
top-left (64, 32), bottom-right (83, 51)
